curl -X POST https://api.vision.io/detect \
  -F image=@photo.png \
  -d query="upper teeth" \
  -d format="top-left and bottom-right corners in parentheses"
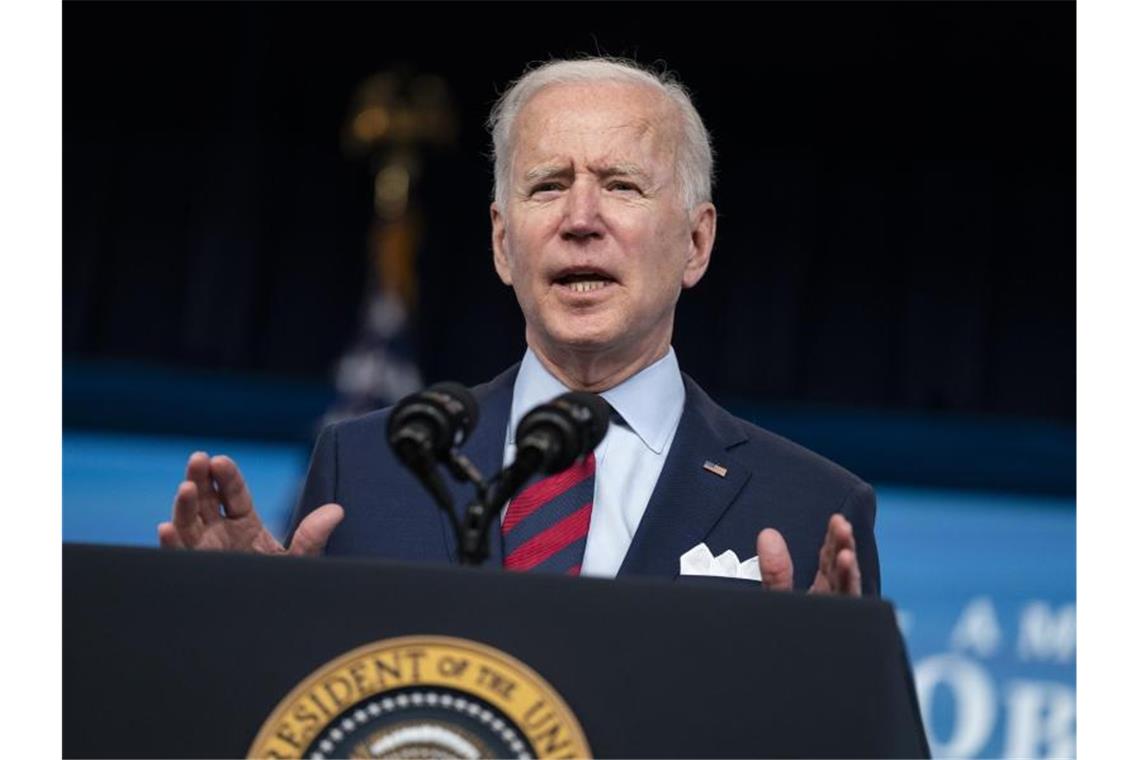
top-left (568, 280), bottom-right (607, 293)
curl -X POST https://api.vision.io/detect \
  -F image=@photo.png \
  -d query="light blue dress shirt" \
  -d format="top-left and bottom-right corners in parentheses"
top-left (502, 348), bottom-right (686, 578)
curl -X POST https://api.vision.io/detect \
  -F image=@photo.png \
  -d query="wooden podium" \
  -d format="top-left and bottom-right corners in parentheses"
top-left (63, 544), bottom-right (928, 758)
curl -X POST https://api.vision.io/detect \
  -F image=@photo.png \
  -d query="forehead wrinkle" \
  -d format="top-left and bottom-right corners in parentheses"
top-left (511, 85), bottom-right (683, 191)
top-left (520, 81), bottom-right (680, 143)
top-left (525, 111), bottom-right (660, 155)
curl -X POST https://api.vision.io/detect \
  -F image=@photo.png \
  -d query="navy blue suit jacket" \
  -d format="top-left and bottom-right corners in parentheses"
top-left (291, 364), bottom-right (880, 595)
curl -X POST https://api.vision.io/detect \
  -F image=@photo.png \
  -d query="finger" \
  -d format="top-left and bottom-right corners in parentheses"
top-left (831, 513), bottom-right (855, 551)
top-left (157, 521), bottom-right (183, 549)
top-left (757, 528), bottom-right (794, 591)
top-left (185, 451), bottom-right (221, 523)
top-left (171, 480), bottom-right (204, 545)
top-left (837, 547), bottom-right (862, 597)
top-left (827, 515), bottom-right (855, 588)
top-left (816, 514), bottom-right (840, 580)
top-left (210, 455), bottom-right (255, 519)
top-left (818, 514), bottom-right (853, 584)
top-left (289, 504), bottom-right (345, 557)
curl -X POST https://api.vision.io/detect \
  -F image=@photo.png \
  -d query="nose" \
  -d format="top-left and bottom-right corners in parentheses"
top-left (559, 178), bottom-right (604, 241)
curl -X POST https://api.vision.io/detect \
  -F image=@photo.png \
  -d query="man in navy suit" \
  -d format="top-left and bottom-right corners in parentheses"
top-left (159, 57), bottom-right (877, 596)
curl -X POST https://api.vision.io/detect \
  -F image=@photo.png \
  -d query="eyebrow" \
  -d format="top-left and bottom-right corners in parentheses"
top-left (594, 162), bottom-right (651, 181)
top-left (521, 162), bottom-right (651, 184)
top-left (522, 164), bottom-right (574, 183)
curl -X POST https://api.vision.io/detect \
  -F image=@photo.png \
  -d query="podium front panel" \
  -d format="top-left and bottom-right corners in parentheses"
top-left (63, 544), bottom-right (927, 758)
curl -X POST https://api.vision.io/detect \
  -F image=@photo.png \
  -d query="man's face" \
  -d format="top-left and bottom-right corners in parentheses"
top-left (491, 82), bottom-right (715, 367)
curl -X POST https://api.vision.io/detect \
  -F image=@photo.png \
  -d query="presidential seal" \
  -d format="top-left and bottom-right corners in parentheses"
top-left (248, 636), bottom-right (591, 759)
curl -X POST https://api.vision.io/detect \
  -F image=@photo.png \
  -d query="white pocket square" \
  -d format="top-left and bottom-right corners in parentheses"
top-left (679, 543), bottom-right (762, 581)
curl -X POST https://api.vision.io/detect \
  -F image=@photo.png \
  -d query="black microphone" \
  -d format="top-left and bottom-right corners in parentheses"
top-left (516, 391), bottom-right (610, 474)
top-left (388, 382), bottom-right (478, 461)
top-left (483, 392), bottom-right (610, 517)
top-left (387, 382), bottom-right (479, 512)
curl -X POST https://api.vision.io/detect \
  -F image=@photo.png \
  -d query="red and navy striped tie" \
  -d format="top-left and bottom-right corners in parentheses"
top-left (502, 452), bottom-right (596, 575)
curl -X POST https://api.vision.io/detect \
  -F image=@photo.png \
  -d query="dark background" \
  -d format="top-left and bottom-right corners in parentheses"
top-left (63, 2), bottom-right (1074, 479)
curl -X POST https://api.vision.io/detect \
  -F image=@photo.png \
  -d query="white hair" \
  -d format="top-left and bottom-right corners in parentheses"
top-left (487, 57), bottom-right (715, 211)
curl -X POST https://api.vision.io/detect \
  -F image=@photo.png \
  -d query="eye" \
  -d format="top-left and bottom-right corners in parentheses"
top-left (607, 180), bottom-right (642, 194)
top-left (530, 181), bottom-right (565, 195)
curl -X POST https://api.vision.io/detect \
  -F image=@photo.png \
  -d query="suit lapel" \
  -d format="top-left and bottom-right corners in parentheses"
top-left (618, 375), bottom-right (752, 578)
top-left (436, 364), bottom-right (518, 565)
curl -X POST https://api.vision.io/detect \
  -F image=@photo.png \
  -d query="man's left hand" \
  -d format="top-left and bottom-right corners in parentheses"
top-left (757, 513), bottom-right (862, 596)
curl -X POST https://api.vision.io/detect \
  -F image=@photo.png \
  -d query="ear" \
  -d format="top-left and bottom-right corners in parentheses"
top-left (490, 202), bottom-right (513, 285)
top-left (681, 201), bottom-right (716, 289)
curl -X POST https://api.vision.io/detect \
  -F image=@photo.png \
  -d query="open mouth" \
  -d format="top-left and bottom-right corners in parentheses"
top-left (553, 269), bottom-right (617, 294)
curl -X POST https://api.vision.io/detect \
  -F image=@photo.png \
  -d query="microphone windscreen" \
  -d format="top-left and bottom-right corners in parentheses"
top-left (427, 381), bottom-right (480, 436)
top-left (559, 391), bottom-right (610, 450)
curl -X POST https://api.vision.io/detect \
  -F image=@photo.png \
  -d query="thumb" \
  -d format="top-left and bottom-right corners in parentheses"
top-left (758, 528), bottom-right (794, 591)
top-left (288, 503), bottom-right (345, 556)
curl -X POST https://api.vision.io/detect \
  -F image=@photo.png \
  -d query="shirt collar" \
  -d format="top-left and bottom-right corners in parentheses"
top-left (508, 347), bottom-right (685, 454)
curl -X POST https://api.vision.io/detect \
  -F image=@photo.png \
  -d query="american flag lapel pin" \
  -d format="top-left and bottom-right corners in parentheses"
top-left (702, 460), bottom-right (728, 478)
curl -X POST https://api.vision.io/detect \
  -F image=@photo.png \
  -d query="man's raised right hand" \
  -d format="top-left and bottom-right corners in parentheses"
top-left (157, 452), bottom-right (344, 556)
